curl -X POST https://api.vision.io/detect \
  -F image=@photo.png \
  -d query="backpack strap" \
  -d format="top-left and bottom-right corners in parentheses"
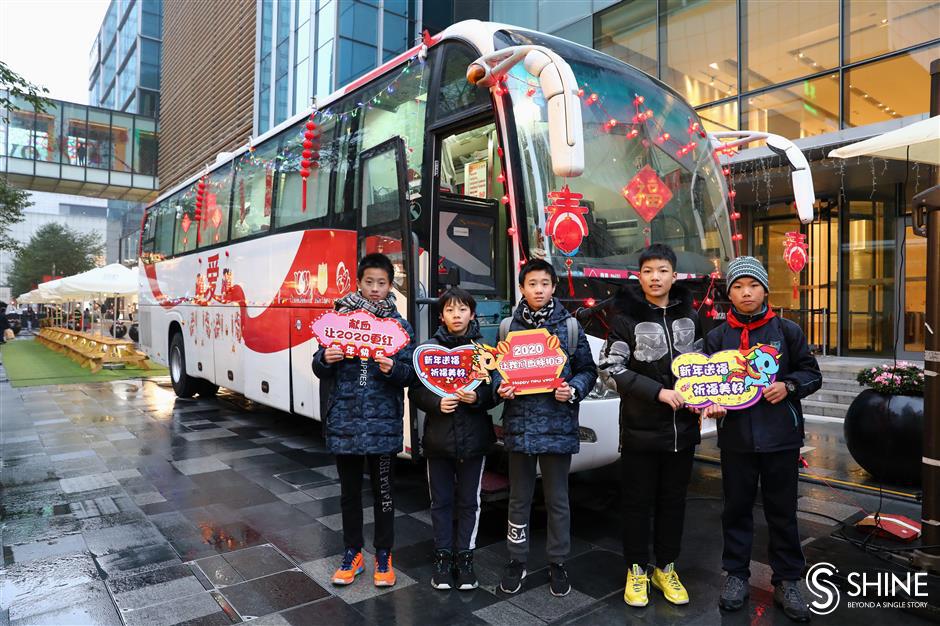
top-left (498, 317), bottom-right (513, 342)
top-left (565, 316), bottom-right (579, 356)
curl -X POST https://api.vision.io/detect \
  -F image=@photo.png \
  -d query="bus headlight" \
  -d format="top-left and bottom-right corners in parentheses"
top-left (578, 426), bottom-right (597, 443)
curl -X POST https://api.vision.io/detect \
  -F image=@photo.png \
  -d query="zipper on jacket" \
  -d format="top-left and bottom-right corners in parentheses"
top-left (663, 308), bottom-right (678, 452)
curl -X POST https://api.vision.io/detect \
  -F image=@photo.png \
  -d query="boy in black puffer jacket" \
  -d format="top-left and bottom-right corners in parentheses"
top-left (599, 243), bottom-right (702, 608)
top-left (494, 259), bottom-right (597, 598)
top-left (704, 256), bottom-right (821, 623)
top-left (312, 253), bottom-right (416, 589)
top-left (410, 287), bottom-right (496, 591)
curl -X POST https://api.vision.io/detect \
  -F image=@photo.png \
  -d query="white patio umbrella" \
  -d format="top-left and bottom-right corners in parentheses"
top-left (58, 264), bottom-right (138, 336)
top-left (828, 115), bottom-right (940, 165)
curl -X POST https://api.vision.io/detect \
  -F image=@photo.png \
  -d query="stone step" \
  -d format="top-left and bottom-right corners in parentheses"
top-left (802, 398), bottom-right (848, 418)
top-left (806, 388), bottom-right (861, 406)
top-left (818, 378), bottom-right (865, 392)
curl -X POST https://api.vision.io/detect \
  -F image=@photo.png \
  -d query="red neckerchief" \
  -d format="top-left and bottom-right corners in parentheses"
top-left (726, 307), bottom-right (776, 351)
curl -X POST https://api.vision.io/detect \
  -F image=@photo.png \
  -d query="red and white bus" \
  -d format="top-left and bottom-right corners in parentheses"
top-left (138, 20), bottom-right (814, 472)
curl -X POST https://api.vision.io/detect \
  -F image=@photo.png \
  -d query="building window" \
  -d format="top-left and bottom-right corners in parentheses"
top-left (741, 0), bottom-right (838, 91)
top-left (696, 99), bottom-right (738, 131)
top-left (594, 0), bottom-right (657, 78)
top-left (844, 44), bottom-right (939, 128)
top-left (845, 1), bottom-right (940, 64)
top-left (662, 0), bottom-right (737, 107)
top-left (743, 75), bottom-right (838, 138)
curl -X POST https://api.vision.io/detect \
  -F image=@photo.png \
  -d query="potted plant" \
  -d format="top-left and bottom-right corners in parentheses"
top-left (843, 361), bottom-right (926, 485)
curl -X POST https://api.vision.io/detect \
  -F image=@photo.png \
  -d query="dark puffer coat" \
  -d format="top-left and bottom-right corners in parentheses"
top-left (312, 308), bottom-right (416, 455)
top-left (600, 284), bottom-right (703, 453)
top-left (492, 298), bottom-right (598, 455)
top-left (704, 307), bottom-right (822, 453)
top-left (409, 321), bottom-right (497, 459)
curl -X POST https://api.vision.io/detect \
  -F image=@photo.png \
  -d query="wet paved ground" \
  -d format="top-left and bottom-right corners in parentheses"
top-left (1, 349), bottom-right (938, 624)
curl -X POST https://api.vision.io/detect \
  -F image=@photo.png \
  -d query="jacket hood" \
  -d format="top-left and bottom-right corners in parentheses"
top-left (432, 318), bottom-right (482, 346)
top-left (613, 282), bottom-right (694, 319)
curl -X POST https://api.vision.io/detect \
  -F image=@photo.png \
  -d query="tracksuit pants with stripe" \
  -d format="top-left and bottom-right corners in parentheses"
top-left (427, 456), bottom-right (486, 551)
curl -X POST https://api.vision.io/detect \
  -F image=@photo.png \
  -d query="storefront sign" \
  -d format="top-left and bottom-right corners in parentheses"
top-left (495, 328), bottom-right (567, 395)
top-left (671, 344), bottom-right (781, 410)
top-left (310, 310), bottom-right (410, 359)
top-left (413, 343), bottom-right (496, 398)
top-left (464, 159), bottom-right (488, 199)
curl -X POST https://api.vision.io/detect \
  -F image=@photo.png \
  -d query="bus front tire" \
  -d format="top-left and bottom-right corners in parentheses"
top-left (169, 332), bottom-right (198, 398)
top-left (198, 380), bottom-right (219, 398)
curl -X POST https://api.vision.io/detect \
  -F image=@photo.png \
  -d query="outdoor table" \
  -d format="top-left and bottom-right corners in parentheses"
top-left (36, 327), bottom-right (150, 373)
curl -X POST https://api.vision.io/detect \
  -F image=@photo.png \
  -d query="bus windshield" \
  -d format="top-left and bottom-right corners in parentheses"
top-left (497, 29), bottom-right (733, 280)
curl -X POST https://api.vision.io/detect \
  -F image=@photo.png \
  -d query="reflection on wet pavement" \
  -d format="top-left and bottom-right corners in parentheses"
top-left (1, 371), bottom-right (936, 625)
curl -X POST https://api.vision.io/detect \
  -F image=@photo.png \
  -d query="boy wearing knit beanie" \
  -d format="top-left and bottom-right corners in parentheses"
top-left (703, 256), bottom-right (822, 623)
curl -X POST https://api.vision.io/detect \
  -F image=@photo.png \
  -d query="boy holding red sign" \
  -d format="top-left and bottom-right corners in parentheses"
top-left (409, 287), bottom-right (496, 591)
top-left (495, 259), bottom-right (597, 598)
top-left (312, 253), bottom-right (416, 588)
top-left (599, 243), bottom-right (702, 608)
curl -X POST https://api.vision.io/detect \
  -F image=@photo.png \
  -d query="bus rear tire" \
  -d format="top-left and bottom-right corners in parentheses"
top-left (169, 332), bottom-right (198, 398)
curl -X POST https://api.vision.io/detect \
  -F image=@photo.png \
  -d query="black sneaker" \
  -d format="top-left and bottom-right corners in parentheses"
top-left (499, 559), bottom-right (526, 594)
top-left (431, 549), bottom-right (453, 590)
top-left (774, 581), bottom-right (811, 622)
top-left (719, 575), bottom-right (749, 611)
top-left (454, 550), bottom-right (478, 590)
top-left (549, 562), bottom-right (571, 597)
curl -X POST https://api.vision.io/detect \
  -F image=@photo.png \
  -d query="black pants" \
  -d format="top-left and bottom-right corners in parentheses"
top-left (507, 453), bottom-right (572, 563)
top-left (621, 446), bottom-right (695, 569)
top-left (427, 455), bottom-right (486, 551)
top-left (336, 453), bottom-right (395, 551)
top-left (720, 448), bottom-right (805, 584)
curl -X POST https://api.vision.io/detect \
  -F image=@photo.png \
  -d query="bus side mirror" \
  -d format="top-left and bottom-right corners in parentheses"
top-left (467, 45), bottom-right (584, 178)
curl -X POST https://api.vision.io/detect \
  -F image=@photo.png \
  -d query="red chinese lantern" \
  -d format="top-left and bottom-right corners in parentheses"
top-left (545, 185), bottom-right (589, 296)
top-left (783, 231), bottom-right (808, 299)
top-left (301, 113), bottom-right (320, 212)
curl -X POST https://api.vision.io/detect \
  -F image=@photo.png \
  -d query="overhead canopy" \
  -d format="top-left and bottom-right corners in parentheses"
top-left (57, 264), bottom-right (138, 297)
top-left (828, 116), bottom-right (940, 165)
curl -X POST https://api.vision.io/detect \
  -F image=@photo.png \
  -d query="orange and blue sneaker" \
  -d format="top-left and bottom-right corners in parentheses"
top-left (374, 549), bottom-right (396, 587)
top-left (332, 547), bottom-right (364, 585)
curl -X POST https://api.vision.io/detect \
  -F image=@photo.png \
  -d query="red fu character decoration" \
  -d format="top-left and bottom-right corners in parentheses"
top-left (301, 112), bottom-right (320, 212)
top-left (783, 231), bottom-right (808, 300)
top-left (545, 185), bottom-right (589, 296)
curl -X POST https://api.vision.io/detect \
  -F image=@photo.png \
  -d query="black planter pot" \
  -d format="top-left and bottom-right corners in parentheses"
top-left (843, 388), bottom-right (924, 486)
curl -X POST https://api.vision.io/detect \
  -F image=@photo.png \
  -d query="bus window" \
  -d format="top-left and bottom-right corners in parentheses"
top-left (232, 140), bottom-right (277, 239)
top-left (172, 186), bottom-right (199, 255)
top-left (432, 43), bottom-right (491, 124)
top-left (274, 120), bottom-right (332, 229)
top-left (153, 200), bottom-right (176, 261)
top-left (199, 162), bottom-right (234, 247)
top-left (140, 205), bottom-right (157, 262)
top-left (435, 122), bottom-right (505, 297)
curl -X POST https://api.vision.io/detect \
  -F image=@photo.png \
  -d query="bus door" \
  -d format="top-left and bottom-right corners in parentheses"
top-left (356, 136), bottom-right (421, 456)
top-left (430, 120), bottom-right (511, 345)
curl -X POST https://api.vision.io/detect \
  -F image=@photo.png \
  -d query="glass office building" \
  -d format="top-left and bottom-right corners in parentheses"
top-left (493, 0), bottom-right (939, 358)
top-left (89, 0), bottom-right (163, 118)
top-left (255, 0), bottom-right (421, 135)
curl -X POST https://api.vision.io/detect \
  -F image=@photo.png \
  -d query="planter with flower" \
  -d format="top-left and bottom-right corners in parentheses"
top-left (844, 361), bottom-right (925, 485)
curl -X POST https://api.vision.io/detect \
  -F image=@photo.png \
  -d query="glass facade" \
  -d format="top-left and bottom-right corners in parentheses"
top-left (493, 0), bottom-right (939, 357)
top-left (256, 0), bottom-right (418, 135)
top-left (89, 0), bottom-right (163, 118)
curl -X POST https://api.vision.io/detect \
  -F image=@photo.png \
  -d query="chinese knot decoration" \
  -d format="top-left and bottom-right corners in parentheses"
top-left (783, 231), bottom-right (808, 299)
top-left (622, 165), bottom-right (673, 223)
top-left (301, 113), bottom-right (320, 212)
top-left (194, 174), bottom-right (207, 244)
top-left (545, 185), bottom-right (589, 296)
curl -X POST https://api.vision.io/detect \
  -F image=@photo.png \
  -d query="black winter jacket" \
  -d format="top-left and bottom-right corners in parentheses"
top-left (409, 321), bottom-right (497, 459)
top-left (312, 308), bottom-right (416, 455)
top-left (600, 284), bottom-right (703, 453)
top-left (703, 307), bottom-right (822, 453)
top-left (492, 298), bottom-right (598, 455)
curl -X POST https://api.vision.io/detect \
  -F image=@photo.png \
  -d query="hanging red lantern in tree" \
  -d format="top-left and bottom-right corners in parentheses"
top-left (783, 231), bottom-right (808, 299)
top-left (301, 112), bottom-right (320, 212)
top-left (545, 185), bottom-right (589, 296)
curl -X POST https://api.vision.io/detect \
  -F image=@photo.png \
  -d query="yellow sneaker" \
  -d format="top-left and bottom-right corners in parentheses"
top-left (624, 563), bottom-right (649, 607)
top-left (651, 563), bottom-right (689, 605)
